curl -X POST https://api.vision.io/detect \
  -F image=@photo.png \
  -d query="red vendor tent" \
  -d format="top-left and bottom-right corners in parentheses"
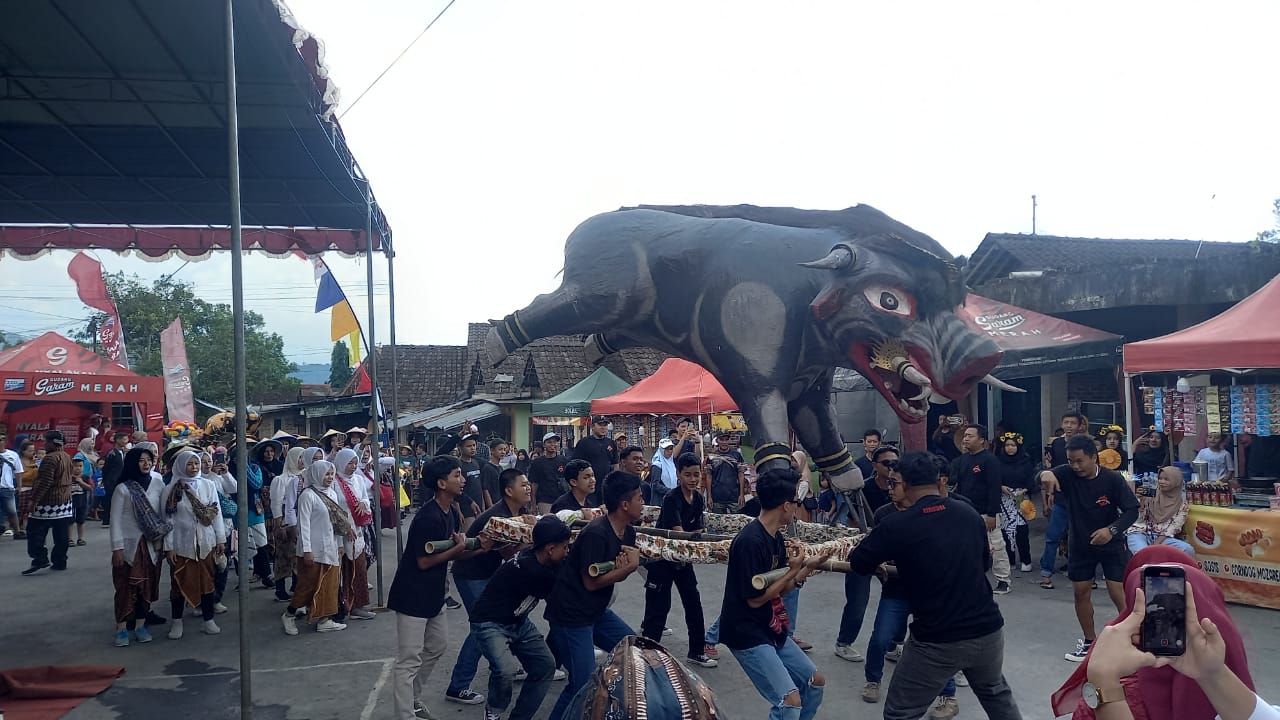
top-left (1123, 273), bottom-right (1280, 373)
top-left (592, 358), bottom-right (737, 415)
top-left (0, 332), bottom-right (165, 444)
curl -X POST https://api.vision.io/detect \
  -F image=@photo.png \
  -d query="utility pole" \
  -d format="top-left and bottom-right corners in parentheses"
top-left (1031, 194), bottom-right (1038, 235)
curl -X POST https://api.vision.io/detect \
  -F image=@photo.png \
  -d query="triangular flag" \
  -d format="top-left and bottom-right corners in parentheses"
top-left (331, 299), bottom-right (360, 342)
top-left (347, 328), bottom-right (363, 365)
top-left (315, 271), bottom-right (346, 312)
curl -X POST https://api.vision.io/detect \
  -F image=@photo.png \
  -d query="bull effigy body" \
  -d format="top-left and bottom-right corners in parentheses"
top-left (487, 204), bottom-right (1003, 480)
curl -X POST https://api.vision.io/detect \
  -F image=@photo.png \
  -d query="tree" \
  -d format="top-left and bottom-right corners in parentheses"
top-left (1256, 198), bottom-right (1280, 246)
top-left (75, 274), bottom-right (299, 411)
top-left (328, 340), bottom-right (354, 388)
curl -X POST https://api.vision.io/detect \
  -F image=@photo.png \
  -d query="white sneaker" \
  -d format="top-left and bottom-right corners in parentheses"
top-left (663, 626), bottom-right (673, 636)
top-left (2, 529), bottom-right (13, 537)
top-left (553, 668), bottom-right (567, 681)
top-left (1020, 562), bottom-right (1034, 572)
top-left (167, 619), bottom-right (183, 640)
top-left (213, 602), bottom-right (228, 614)
top-left (281, 612), bottom-right (299, 636)
top-left (202, 620), bottom-right (221, 635)
top-left (885, 644), bottom-right (903, 663)
top-left (834, 644), bottom-right (864, 662)
top-left (349, 608), bottom-right (377, 620)
top-left (955, 671), bottom-right (969, 687)
top-left (513, 668), bottom-right (528, 682)
top-left (317, 618), bottom-right (347, 633)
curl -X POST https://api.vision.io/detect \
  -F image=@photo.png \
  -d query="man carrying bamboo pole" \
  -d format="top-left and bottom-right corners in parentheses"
top-left (847, 451), bottom-right (1022, 720)
top-left (719, 467), bottom-right (832, 720)
top-left (640, 452), bottom-right (717, 668)
top-left (543, 470), bottom-right (643, 720)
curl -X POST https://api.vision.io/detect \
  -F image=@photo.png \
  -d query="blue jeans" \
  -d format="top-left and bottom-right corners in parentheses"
top-left (837, 571), bottom-right (872, 645)
top-left (865, 596), bottom-right (910, 683)
top-left (1039, 499), bottom-right (1069, 577)
top-left (706, 615), bottom-right (720, 644)
top-left (782, 587), bottom-right (799, 638)
top-left (473, 619), bottom-right (555, 720)
top-left (447, 576), bottom-right (491, 694)
top-left (731, 638), bottom-right (824, 720)
top-left (1127, 533), bottom-right (1195, 557)
top-left (547, 610), bottom-right (634, 720)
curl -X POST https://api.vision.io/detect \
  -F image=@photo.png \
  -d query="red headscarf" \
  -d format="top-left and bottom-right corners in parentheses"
top-left (1050, 545), bottom-right (1254, 719)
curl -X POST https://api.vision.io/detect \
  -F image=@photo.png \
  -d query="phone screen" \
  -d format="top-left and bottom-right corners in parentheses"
top-left (1141, 564), bottom-right (1187, 656)
top-left (213, 452), bottom-right (226, 465)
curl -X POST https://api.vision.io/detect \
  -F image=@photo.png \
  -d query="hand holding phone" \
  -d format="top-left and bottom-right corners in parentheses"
top-left (1141, 564), bottom-right (1187, 656)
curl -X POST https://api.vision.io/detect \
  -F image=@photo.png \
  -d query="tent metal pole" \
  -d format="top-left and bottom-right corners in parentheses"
top-left (224, 0), bottom-right (253, 716)
top-left (386, 242), bottom-right (405, 560)
top-left (364, 186), bottom-right (384, 607)
top-left (1124, 373), bottom-right (1135, 475)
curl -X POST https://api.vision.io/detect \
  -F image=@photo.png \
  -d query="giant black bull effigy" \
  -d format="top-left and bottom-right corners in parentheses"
top-left (487, 204), bottom-right (1006, 483)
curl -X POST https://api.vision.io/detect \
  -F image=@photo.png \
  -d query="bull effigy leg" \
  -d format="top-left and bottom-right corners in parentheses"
top-left (788, 381), bottom-right (861, 485)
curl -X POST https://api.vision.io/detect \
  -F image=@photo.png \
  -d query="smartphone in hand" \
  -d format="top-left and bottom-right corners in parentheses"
top-left (1141, 564), bottom-right (1187, 656)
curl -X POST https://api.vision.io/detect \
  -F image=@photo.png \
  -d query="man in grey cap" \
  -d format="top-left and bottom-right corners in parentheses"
top-left (22, 430), bottom-right (75, 575)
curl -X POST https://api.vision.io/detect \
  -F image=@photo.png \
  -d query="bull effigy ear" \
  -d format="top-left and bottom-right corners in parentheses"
top-left (798, 243), bottom-right (855, 271)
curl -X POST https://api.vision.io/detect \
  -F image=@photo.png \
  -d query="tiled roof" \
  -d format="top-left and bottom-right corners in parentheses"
top-left (965, 233), bottom-right (1255, 287)
top-left (343, 345), bottom-right (470, 413)
top-left (465, 322), bottom-right (668, 400)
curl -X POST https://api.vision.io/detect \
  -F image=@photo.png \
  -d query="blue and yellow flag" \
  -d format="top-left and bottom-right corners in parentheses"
top-left (313, 259), bottom-right (363, 366)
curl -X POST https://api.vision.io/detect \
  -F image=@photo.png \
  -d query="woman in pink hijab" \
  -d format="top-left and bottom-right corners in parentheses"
top-left (1051, 545), bottom-right (1255, 719)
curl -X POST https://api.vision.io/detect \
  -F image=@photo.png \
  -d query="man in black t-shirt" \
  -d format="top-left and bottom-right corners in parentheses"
top-left (544, 471), bottom-right (644, 720)
top-left (706, 431), bottom-right (746, 513)
top-left (480, 439), bottom-right (508, 510)
top-left (550, 459), bottom-right (597, 514)
top-left (854, 429), bottom-right (881, 482)
top-left (721, 468), bottom-right (832, 719)
top-left (640, 452), bottom-right (717, 667)
top-left (833, 446), bottom-right (897, 663)
top-left (445, 468), bottom-right (534, 706)
top-left (528, 433), bottom-right (568, 514)
top-left (388, 456), bottom-right (493, 720)
top-left (1040, 434), bottom-right (1139, 663)
top-left (571, 417), bottom-right (617, 489)
top-left (849, 452), bottom-right (1022, 720)
top-left (955, 425), bottom-right (1011, 594)
top-left (456, 436), bottom-right (484, 529)
top-left (469, 516), bottom-right (571, 720)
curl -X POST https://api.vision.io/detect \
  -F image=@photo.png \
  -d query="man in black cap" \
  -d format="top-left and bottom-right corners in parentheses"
top-left (529, 432), bottom-right (568, 515)
top-left (23, 431), bottom-right (75, 575)
top-left (571, 417), bottom-right (618, 490)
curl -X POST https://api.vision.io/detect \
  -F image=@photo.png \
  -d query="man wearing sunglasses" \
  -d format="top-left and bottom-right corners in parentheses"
top-left (849, 451), bottom-right (1022, 720)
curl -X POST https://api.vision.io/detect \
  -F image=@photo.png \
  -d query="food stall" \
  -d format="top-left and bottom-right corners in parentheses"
top-left (1123, 274), bottom-right (1280, 609)
top-left (0, 332), bottom-right (165, 443)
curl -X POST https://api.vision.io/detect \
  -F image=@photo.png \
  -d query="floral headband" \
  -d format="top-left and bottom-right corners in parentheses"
top-left (1098, 424), bottom-right (1124, 437)
top-left (999, 431), bottom-right (1023, 445)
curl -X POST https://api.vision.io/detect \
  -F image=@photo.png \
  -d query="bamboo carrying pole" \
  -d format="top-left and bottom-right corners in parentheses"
top-left (751, 559), bottom-right (852, 590)
top-left (588, 557), bottom-right (660, 577)
top-left (423, 537), bottom-right (481, 554)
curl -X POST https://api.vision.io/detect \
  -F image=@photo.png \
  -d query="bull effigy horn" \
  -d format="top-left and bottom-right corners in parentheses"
top-left (798, 244), bottom-right (855, 270)
top-left (981, 374), bottom-right (1025, 393)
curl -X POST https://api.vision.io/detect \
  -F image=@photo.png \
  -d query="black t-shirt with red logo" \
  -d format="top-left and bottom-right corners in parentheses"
top-left (529, 454), bottom-right (568, 504)
top-left (953, 449), bottom-right (1003, 517)
top-left (1051, 464), bottom-right (1139, 553)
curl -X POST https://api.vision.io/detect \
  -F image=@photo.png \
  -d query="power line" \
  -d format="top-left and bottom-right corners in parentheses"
top-left (338, 0), bottom-right (459, 121)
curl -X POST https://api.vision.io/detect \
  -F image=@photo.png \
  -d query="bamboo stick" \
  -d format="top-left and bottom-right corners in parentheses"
top-left (423, 537), bottom-right (481, 554)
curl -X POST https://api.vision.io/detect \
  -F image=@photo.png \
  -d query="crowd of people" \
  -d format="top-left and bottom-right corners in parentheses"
top-left (2, 407), bottom-right (1277, 720)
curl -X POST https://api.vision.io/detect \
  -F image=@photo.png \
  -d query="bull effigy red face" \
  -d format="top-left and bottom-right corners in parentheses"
top-left (803, 237), bottom-right (1001, 422)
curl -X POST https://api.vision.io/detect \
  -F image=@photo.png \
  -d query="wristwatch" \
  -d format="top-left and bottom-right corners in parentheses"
top-left (1082, 681), bottom-right (1125, 708)
top-left (1108, 525), bottom-right (1120, 537)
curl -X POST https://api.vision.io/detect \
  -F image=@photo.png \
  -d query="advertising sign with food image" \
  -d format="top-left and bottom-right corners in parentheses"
top-left (1185, 506), bottom-right (1280, 610)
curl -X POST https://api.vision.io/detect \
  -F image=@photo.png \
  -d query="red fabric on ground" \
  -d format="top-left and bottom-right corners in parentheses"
top-left (0, 665), bottom-right (124, 720)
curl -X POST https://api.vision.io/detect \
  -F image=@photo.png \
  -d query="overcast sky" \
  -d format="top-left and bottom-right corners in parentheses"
top-left (2, 0), bottom-right (1277, 365)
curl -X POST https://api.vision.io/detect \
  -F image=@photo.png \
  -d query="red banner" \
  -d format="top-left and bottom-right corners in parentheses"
top-left (68, 252), bottom-right (130, 369)
top-left (160, 318), bottom-right (195, 423)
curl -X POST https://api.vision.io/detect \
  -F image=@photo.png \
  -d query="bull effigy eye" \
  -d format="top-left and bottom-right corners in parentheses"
top-left (862, 285), bottom-right (915, 317)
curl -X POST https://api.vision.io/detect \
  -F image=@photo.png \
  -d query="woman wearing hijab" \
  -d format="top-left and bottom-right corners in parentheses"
top-left (283, 460), bottom-right (351, 635)
top-left (1126, 466), bottom-right (1193, 556)
top-left (995, 432), bottom-right (1035, 572)
top-left (109, 446), bottom-right (170, 647)
top-left (269, 447), bottom-right (307, 603)
top-left (1132, 429), bottom-right (1168, 479)
top-left (202, 450), bottom-right (236, 612)
top-left (1051, 545), bottom-right (1255, 719)
top-left (333, 448), bottom-right (376, 622)
top-left (161, 450), bottom-right (226, 639)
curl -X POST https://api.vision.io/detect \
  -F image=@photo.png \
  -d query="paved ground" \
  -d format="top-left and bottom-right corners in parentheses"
top-left (2, 515), bottom-right (1278, 720)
